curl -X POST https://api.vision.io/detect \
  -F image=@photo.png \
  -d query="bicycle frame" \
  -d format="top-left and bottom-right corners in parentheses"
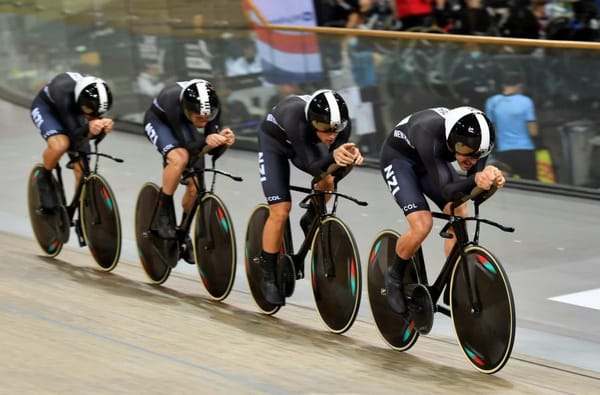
top-left (287, 185), bottom-right (367, 279)
top-left (163, 156), bottom-right (243, 242)
top-left (417, 188), bottom-right (514, 317)
top-left (53, 136), bottom-right (120, 247)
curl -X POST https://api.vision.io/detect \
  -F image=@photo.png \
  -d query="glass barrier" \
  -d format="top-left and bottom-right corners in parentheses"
top-left (1, 2), bottom-right (600, 194)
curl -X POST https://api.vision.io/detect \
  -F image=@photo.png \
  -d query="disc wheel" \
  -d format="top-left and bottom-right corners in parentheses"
top-left (367, 230), bottom-right (421, 350)
top-left (27, 164), bottom-right (68, 257)
top-left (244, 204), bottom-right (283, 315)
top-left (79, 174), bottom-right (122, 271)
top-left (194, 193), bottom-right (236, 301)
top-left (134, 182), bottom-right (176, 284)
top-left (450, 246), bottom-right (516, 374)
top-left (310, 216), bottom-right (361, 334)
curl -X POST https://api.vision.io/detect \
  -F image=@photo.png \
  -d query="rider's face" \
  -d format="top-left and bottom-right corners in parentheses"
top-left (186, 111), bottom-right (210, 128)
top-left (455, 152), bottom-right (480, 171)
top-left (312, 121), bottom-right (340, 145)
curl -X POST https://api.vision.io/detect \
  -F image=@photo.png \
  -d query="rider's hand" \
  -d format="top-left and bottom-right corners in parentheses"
top-left (350, 144), bottom-right (364, 166)
top-left (333, 143), bottom-right (360, 166)
top-left (475, 165), bottom-right (505, 190)
top-left (99, 118), bottom-right (114, 133)
top-left (88, 119), bottom-right (106, 135)
top-left (205, 133), bottom-right (227, 147)
top-left (219, 128), bottom-right (235, 146)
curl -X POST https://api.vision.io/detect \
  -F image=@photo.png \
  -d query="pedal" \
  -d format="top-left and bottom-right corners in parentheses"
top-left (180, 237), bottom-right (195, 265)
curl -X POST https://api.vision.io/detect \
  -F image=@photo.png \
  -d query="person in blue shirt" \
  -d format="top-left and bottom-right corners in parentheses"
top-left (485, 72), bottom-right (539, 180)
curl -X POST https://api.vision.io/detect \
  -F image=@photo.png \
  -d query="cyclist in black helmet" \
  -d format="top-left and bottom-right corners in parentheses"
top-left (379, 106), bottom-right (505, 315)
top-left (143, 79), bottom-right (235, 241)
top-left (255, 88), bottom-right (364, 305)
top-left (30, 72), bottom-right (114, 211)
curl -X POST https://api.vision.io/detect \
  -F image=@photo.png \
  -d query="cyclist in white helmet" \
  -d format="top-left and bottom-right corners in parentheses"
top-left (254, 88), bottom-right (364, 305)
top-left (142, 79), bottom-right (235, 242)
top-left (379, 106), bottom-right (505, 315)
top-left (30, 72), bottom-right (114, 211)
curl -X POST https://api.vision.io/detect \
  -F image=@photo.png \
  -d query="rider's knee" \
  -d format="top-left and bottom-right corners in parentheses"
top-left (47, 135), bottom-right (69, 154)
top-left (268, 202), bottom-right (291, 223)
top-left (407, 211), bottom-right (433, 238)
top-left (166, 147), bottom-right (189, 169)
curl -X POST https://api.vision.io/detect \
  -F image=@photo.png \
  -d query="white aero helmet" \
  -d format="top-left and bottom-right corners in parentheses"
top-left (74, 76), bottom-right (113, 116)
top-left (444, 106), bottom-right (495, 157)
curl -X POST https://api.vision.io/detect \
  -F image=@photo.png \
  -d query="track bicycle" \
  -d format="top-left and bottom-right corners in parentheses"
top-left (367, 185), bottom-right (516, 374)
top-left (27, 132), bottom-right (123, 271)
top-left (244, 165), bottom-right (367, 334)
top-left (134, 148), bottom-right (242, 301)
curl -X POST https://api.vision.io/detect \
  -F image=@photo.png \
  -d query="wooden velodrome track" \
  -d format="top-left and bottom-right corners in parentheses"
top-left (2, 232), bottom-right (599, 394)
top-left (1, 99), bottom-right (599, 393)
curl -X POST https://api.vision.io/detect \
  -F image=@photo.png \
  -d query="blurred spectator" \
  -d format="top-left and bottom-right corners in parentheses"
top-left (265, 83), bottom-right (303, 113)
top-left (394, 0), bottom-right (435, 29)
top-left (451, 0), bottom-right (499, 35)
top-left (314, 0), bottom-right (361, 70)
top-left (500, 0), bottom-right (541, 38)
top-left (136, 64), bottom-right (165, 97)
top-left (363, 0), bottom-right (403, 29)
top-left (225, 40), bottom-right (262, 77)
top-left (316, 0), bottom-right (361, 27)
top-left (432, 0), bottom-right (463, 31)
top-left (485, 72), bottom-right (539, 180)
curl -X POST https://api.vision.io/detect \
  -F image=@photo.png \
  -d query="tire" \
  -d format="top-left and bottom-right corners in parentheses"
top-left (194, 193), bottom-right (236, 301)
top-left (79, 174), bottom-right (122, 271)
top-left (243, 204), bottom-right (286, 315)
top-left (310, 216), bottom-right (361, 334)
top-left (450, 245), bottom-right (516, 374)
top-left (367, 230), bottom-right (421, 350)
top-left (27, 164), bottom-right (66, 257)
top-left (134, 182), bottom-right (174, 284)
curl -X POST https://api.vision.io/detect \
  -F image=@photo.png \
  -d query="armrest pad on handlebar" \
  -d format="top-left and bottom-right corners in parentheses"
top-left (314, 163), bottom-right (354, 186)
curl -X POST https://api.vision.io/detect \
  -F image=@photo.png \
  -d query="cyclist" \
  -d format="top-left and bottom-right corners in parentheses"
top-left (255, 88), bottom-right (364, 305)
top-left (143, 79), bottom-right (235, 248)
top-left (30, 72), bottom-right (114, 211)
top-left (379, 106), bottom-right (505, 315)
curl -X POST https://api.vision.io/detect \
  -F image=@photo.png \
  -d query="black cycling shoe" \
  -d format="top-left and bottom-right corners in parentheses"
top-left (37, 169), bottom-right (58, 211)
top-left (155, 197), bottom-right (177, 240)
top-left (257, 255), bottom-right (284, 305)
top-left (384, 266), bottom-right (407, 315)
top-left (181, 236), bottom-right (195, 264)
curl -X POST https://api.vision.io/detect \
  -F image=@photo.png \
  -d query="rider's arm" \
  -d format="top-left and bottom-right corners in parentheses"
top-left (416, 127), bottom-right (481, 201)
top-left (293, 121), bottom-right (353, 178)
top-left (51, 86), bottom-right (90, 141)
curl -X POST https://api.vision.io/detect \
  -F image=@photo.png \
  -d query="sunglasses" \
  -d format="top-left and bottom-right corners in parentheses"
top-left (312, 120), bottom-right (347, 135)
top-left (454, 143), bottom-right (483, 159)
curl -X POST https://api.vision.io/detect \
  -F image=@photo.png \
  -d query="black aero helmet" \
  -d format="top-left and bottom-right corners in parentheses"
top-left (74, 76), bottom-right (113, 117)
top-left (180, 79), bottom-right (219, 121)
top-left (444, 106), bottom-right (495, 158)
top-left (305, 89), bottom-right (349, 133)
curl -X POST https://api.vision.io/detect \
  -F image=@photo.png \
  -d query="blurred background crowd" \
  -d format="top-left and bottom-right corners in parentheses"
top-left (1, 0), bottom-right (600, 193)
